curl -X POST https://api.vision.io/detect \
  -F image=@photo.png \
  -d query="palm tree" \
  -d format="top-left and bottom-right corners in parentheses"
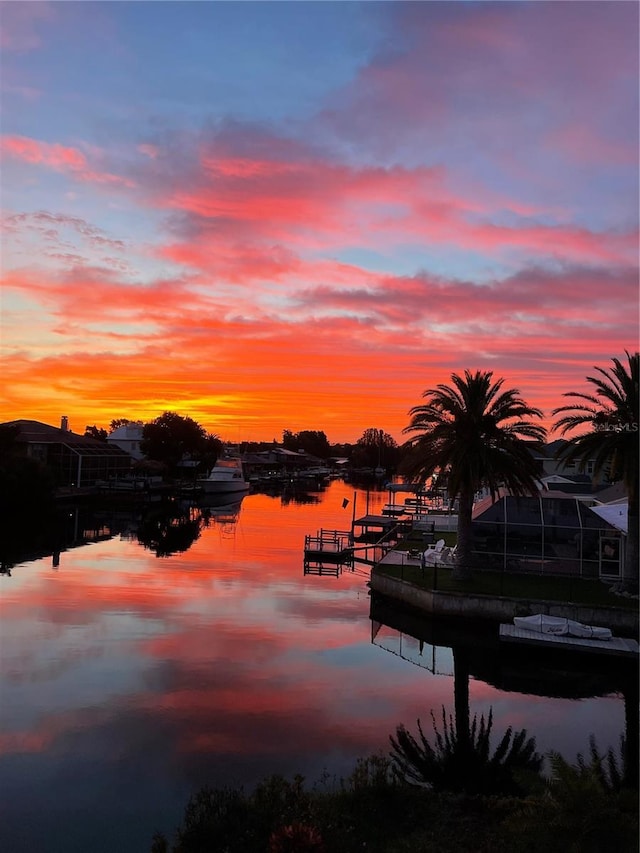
top-left (389, 705), bottom-right (542, 796)
top-left (552, 352), bottom-right (639, 593)
top-left (402, 370), bottom-right (546, 580)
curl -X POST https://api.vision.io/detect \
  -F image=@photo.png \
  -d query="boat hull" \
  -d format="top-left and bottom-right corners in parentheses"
top-left (199, 479), bottom-right (249, 494)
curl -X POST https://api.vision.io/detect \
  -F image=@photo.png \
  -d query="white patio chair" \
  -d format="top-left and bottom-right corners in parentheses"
top-left (438, 545), bottom-right (457, 566)
top-left (423, 543), bottom-right (457, 568)
top-left (422, 540), bottom-right (446, 567)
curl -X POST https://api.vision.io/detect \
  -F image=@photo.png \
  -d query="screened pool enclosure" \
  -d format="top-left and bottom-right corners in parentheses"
top-left (471, 493), bottom-right (625, 579)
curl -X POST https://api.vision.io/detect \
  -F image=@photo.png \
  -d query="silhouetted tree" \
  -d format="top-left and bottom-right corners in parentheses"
top-left (553, 351), bottom-right (638, 592)
top-left (84, 425), bottom-right (108, 442)
top-left (402, 370), bottom-right (546, 580)
top-left (200, 432), bottom-right (224, 473)
top-left (137, 507), bottom-right (202, 557)
top-left (0, 425), bottom-right (56, 571)
top-left (0, 423), bottom-right (20, 456)
top-left (0, 425), bottom-right (54, 511)
top-left (353, 427), bottom-right (398, 469)
top-left (141, 412), bottom-right (208, 471)
top-left (282, 430), bottom-right (331, 459)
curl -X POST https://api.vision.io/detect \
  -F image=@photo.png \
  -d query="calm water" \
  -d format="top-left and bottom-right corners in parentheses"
top-left (0, 480), bottom-right (629, 852)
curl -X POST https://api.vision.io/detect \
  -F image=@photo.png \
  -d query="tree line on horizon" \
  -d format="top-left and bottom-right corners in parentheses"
top-left (84, 418), bottom-right (402, 471)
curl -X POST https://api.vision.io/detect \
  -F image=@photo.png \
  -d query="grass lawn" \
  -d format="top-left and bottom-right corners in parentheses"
top-left (374, 559), bottom-right (638, 611)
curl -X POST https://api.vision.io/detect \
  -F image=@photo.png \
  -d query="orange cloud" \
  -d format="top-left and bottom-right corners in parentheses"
top-left (2, 235), bottom-right (636, 442)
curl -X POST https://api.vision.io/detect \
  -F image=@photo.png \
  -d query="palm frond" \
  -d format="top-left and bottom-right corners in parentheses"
top-left (551, 352), bottom-right (639, 497)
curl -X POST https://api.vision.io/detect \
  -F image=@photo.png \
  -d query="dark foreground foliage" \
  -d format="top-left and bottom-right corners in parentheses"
top-left (151, 744), bottom-right (638, 853)
top-left (389, 707), bottom-right (542, 796)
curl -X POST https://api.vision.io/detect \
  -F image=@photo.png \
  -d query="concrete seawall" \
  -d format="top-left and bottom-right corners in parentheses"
top-left (370, 570), bottom-right (639, 635)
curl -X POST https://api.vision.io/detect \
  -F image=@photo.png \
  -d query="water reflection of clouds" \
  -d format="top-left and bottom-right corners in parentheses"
top-left (472, 687), bottom-right (625, 765)
top-left (0, 485), bottom-right (631, 852)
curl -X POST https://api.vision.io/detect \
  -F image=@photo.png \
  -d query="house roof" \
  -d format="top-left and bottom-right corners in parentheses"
top-left (593, 481), bottom-right (628, 504)
top-left (540, 479), bottom-right (596, 495)
top-left (473, 487), bottom-right (590, 520)
top-left (472, 488), bottom-right (511, 519)
top-left (528, 439), bottom-right (568, 459)
top-left (108, 423), bottom-right (143, 440)
top-left (590, 503), bottom-right (628, 534)
top-left (4, 419), bottom-right (130, 457)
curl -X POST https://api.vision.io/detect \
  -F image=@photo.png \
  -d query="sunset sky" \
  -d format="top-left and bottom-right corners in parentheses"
top-left (1, 1), bottom-right (638, 443)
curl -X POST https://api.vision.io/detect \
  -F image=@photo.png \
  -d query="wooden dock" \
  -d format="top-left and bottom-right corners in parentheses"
top-left (499, 624), bottom-right (639, 657)
top-left (304, 529), bottom-right (353, 564)
top-left (352, 513), bottom-right (403, 543)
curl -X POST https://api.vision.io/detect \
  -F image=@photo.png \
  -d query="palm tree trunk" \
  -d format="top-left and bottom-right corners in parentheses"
top-left (452, 487), bottom-right (474, 581)
top-left (453, 648), bottom-right (470, 755)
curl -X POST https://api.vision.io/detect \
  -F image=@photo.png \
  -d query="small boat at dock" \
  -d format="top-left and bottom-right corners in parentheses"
top-left (500, 615), bottom-right (638, 658)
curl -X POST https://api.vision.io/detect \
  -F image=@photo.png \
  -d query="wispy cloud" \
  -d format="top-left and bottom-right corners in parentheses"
top-left (1, 135), bottom-right (136, 188)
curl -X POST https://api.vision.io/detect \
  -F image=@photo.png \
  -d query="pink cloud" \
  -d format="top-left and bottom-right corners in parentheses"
top-left (298, 264), bottom-right (637, 331)
top-left (1, 135), bottom-right (86, 169)
top-left (0, 134), bottom-right (135, 188)
top-left (317, 1), bottom-right (638, 202)
top-left (141, 135), bottom-right (636, 272)
top-left (159, 240), bottom-right (302, 284)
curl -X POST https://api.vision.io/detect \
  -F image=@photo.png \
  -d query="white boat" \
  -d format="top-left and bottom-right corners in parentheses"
top-left (198, 456), bottom-right (249, 495)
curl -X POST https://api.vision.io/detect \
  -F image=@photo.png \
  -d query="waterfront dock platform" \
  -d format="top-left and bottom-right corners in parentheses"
top-left (377, 549), bottom-right (422, 566)
top-left (304, 529), bottom-right (353, 564)
top-left (499, 623), bottom-right (639, 657)
top-left (371, 551), bottom-right (638, 637)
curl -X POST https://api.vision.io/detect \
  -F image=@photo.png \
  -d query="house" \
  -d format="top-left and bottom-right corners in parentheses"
top-left (106, 422), bottom-right (144, 460)
top-left (471, 489), bottom-right (626, 581)
top-left (538, 473), bottom-right (597, 496)
top-left (4, 418), bottom-right (132, 488)
top-left (241, 447), bottom-right (320, 481)
top-left (532, 439), bottom-right (609, 486)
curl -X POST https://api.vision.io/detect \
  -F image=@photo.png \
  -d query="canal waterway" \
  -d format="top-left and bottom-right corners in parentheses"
top-left (0, 479), bottom-right (630, 852)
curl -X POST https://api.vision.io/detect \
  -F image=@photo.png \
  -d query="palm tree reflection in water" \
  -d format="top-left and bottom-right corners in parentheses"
top-left (390, 650), bottom-right (542, 797)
